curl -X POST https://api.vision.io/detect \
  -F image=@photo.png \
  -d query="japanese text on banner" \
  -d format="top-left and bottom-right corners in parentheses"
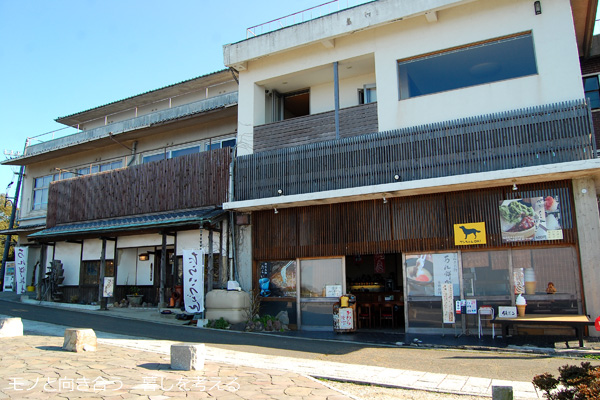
top-left (183, 249), bottom-right (204, 313)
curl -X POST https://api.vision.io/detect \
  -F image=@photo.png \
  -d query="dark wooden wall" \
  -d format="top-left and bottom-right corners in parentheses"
top-left (46, 148), bottom-right (232, 227)
top-left (252, 180), bottom-right (576, 260)
top-left (253, 102), bottom-right (378, 153)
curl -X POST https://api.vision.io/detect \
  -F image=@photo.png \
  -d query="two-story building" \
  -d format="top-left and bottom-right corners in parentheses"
top-left (2, 69), bottom-right (238, 306)
top-left (223, 0), bottom-right (600, 334)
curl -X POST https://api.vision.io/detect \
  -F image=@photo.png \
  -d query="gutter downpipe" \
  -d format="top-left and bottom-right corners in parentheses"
top-left (334, 61), bottom-right (340, 140)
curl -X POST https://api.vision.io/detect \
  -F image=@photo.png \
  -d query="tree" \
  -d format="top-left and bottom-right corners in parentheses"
top-left (0, 194), bottom-right (17, 261)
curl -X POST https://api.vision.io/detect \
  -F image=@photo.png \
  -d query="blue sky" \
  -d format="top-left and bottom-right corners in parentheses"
top-left (0, 1), bottom-right (598, 208)
top-left (0, 0), bottom-right (352, 203)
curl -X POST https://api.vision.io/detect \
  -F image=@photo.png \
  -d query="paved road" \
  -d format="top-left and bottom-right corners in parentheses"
top-left (0, 299), bottom-right (595, 382)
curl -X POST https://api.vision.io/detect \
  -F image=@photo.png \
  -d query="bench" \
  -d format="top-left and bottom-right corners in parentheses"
top-left (491, 314), bottom-right (594, 347)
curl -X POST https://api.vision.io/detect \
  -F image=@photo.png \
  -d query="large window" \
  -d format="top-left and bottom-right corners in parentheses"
top-left (81, 260), bottom-right (115, 285)
top-left (583, 75), bottom-right (600, 109)
top-left (32, 174), bottom-right (58, 210)
top-left (398, 32), bottom-right (538, 100)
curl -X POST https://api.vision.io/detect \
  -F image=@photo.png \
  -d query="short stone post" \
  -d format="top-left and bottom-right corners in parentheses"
top-left (170, 343), bottom-right (205, 371)
top-left (492, 385), bottom-right (513, 400)
top-left (0, 317), bottom-right (23, 337)
top-left (63, 328), bottom-right (97, 352)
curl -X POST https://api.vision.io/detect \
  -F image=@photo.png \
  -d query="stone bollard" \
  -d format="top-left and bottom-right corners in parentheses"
top-left (0, 317), bottom-right (23, 338)
top-left (492, 385), bottom-right (513, 400)
top-left (63, 328), bottom-right (97, 352)
top-left (170, 343), bottom-right (205, 371)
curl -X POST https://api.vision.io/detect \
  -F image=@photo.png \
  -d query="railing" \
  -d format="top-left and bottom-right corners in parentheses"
top-left (234, 100), bottom-right (595, 201)
top-left (46, 148), bottom-right (232, 227)
top-left (22, 92), bottom-right (238, 159)
top-left (246, 0), bottom-right (376, 38)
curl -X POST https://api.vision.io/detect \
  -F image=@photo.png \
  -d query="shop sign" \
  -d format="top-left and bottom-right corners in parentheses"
top-left (326, 285), bottom-right (342, 298)
top-left (183, 249), bottom-right (205, 313)
top-left (441, 283), bottom-right (455, 323)
top-left (14, 247), bottom-right (28, 294)
top-left (499, 196), bottom-right (563, 243)
top-left (406, 253), bottom-right (459, 297)
top-left (454, 222), bottom-right (486, 245)
top-left (103, 277), bottom-right (114, 298)
top-left (338, 307), bottom-right (353, 330)
top-left (498, 306), bottom-right (517, 318)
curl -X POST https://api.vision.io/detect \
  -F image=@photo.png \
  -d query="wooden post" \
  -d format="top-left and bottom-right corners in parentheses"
top-left (208, 228), bottom-right (214, 292)
top-left (98, 238), bottom-right (106, 308)
top-left (160, 232), bottom-right (167, 307)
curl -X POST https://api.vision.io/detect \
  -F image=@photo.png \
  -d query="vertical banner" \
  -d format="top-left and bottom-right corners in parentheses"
top-left (15, 247), bottom-right (28, 294)
top-left (374, 254), bottom-right (385, 274)
top-left (441, 283), bottom-right (455, 324)
top-left (103, 277), bottom-right (115, 298)
top-left (183, 249), bottom-right (205, 313)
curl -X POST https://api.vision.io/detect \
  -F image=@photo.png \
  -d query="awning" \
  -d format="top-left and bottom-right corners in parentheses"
top-left (28, 208), bottom-right (226, 241)
top-left (0, 223), bottom-right (46, 235)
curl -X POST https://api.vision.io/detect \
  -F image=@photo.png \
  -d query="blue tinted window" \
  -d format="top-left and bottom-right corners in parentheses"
top-left (172, 146), bottom-right (200, 158)
top-left (142, 153), bottom-right (166, 163)
top-left (398, 33), bottom-right (537, 99)
top-left (583, 76), bottom-right (600, 109)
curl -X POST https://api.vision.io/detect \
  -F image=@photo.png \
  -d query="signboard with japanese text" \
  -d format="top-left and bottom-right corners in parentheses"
top-left (441, 283), bottom-right (455, 324)
top-left (498, 306), bottom-right (517, 318)
top-left (103, 277), bottom-right (115, 298)
top-left (338, 307), bottom-right (353, 330)
top-left (14, 247), bottom-right (28, 294)
top-left (454, 222), bottom-right (486, 245)
top-left (183, 249), bottom-right (205, 313)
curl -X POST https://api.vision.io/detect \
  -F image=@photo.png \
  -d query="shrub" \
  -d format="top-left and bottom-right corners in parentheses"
top-left (532, 362), bottom-right (600, 400)
top-left (206, 317), bottom-right (230, 330)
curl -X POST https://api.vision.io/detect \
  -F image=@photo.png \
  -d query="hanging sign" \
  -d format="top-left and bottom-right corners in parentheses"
top-left (15, 247), bottom-right (28, 294)
top-left (454, 222), bottom-right (486, 245)
top-left (183, 249), bottom-right (205, 313)
top-left (441, 283), bottom-right (455, 324)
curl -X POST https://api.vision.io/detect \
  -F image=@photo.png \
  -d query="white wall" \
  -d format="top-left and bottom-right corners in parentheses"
top-left (53, 242), bottom-right (81, 286)
top-left (116, 247), bottom-right (155, 286)
top-left (117, 234), bottom-right (174, 249)
top-left (311, 72), bottom-right (377, 113)
top-left (235, 0), bottom-right (584, 153)
top-left (82, 239), bottom-right (115, 261)
top-left (176, 229), bottom-right (223, 256)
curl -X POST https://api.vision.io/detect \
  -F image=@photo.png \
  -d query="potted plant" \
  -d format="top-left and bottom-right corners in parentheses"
top-left (126, 286), bottom-right (143, 306)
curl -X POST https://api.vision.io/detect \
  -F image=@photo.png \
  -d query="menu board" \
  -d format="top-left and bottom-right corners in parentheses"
top-left (406, 253), bottom-right (459, 297)
top-left (499, 195), bottom-right (562, 243)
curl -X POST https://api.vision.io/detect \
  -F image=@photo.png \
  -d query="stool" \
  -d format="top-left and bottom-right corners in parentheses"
top-left (357, 303), bottom-right (372, 329)
top-left (380, 303), bottom-right (394, 328)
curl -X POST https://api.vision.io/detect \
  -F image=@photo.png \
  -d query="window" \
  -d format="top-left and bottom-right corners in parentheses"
top-left (205, 138), bottom-right (236, 151)
top-left (583, 75), bottom-right (600, 109)
top-left (171, 146), bottom-right (200, 158)
top-left (142, 153), bottom-right (166, 164)
top-left (81, 260), bottom-right (115, 285)
top-left (92, 160), bottom-right (123, 173)
top-left (358, 84), bottom-right (377, 104)
top-left (32, 174), bottom-right (58, 210)
top-left (397, 32), bottom-right (538, 100)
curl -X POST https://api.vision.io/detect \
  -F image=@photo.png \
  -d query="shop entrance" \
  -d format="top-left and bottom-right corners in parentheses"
top-left (345, 253), bottom-right (404, 331)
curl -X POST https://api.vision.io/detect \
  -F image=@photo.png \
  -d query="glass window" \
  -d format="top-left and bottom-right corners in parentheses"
top-left (358, 84), bottom-right (377, 104)
top-left (77, 167), bottom-right (90, 175)
top-left (398, 33), bottom-right (537, 99)
top-left (462, 250), bottom-right (511, 297)
top-left (300, 258), bottom-right (343, 298)
top-left (205, 138), bottom-right (236, 151)
top-left (32, 174), bottom-right (58, 210)
top-left (172, 146), bottom-right (200, 158)
top-left (142, 153), bottom-right (166, 164)
top-left (81, 260), bottom-right (114, 285)
top-left (583, 76), bottom-right (600, 109)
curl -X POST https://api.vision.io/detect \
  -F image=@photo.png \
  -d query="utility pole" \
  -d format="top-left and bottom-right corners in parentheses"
top-left (1, 165), bottom-right (24, 291)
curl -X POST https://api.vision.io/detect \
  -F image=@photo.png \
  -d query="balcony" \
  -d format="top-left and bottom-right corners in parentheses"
top-left (17, 92), bottom-right (238, 162)
top-left (254, 102), bottom-right (378, 152)
top-left (45, 148), bottom-right (232, 228)
top-left (234, 100), bottom-right (595, 202)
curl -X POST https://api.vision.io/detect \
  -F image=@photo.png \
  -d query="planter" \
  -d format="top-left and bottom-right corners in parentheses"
top-left (127, 295), bottom-right (143, 306)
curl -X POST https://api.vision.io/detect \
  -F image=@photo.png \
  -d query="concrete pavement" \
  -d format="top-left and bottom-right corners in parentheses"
top-left (1, 315), bottom-right (542, 399)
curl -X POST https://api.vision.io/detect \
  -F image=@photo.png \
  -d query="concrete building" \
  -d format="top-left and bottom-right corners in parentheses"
top-left (223, 0), bottom-right (600, 334)
top-left (2, 70), bottom-right (238, 306)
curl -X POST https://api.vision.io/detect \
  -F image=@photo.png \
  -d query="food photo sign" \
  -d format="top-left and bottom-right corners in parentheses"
top-left (406, 253), bottom-right (459, 297)
top-left (498, 195), bottom-right (562, 243)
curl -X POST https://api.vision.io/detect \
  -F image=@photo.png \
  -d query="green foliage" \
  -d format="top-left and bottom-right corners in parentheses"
top-left (0, 194), bottom-right (17, 261)
top-left (128, 286), bottom-right (141, 296)
top-left (207, 317), bottom-right (230, 330)
top-left (533, 362), bottom-right (600, 400)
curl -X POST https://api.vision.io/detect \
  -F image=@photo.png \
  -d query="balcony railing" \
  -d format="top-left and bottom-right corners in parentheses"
top-left (46, 148), bottom-right (232, 227)
top-left (22, 92), bottom-right (238, 160)
top-left (234, 100), bottom-right (595, 201)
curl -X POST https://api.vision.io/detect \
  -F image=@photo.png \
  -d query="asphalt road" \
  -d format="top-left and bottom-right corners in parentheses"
top-left (0, 299), bottom-right (596, 382)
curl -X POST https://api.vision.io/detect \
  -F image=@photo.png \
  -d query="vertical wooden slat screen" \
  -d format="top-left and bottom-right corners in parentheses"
top-left (46, 148), bottom-right (232, 227)
top-left (236, 100), bottom-right (594, 202)
top-left (252, 180), bottom-right (575, 260)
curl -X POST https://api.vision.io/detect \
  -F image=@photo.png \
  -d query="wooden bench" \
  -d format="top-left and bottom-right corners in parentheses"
top-left (491, 314), bottom-right (594, 347)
